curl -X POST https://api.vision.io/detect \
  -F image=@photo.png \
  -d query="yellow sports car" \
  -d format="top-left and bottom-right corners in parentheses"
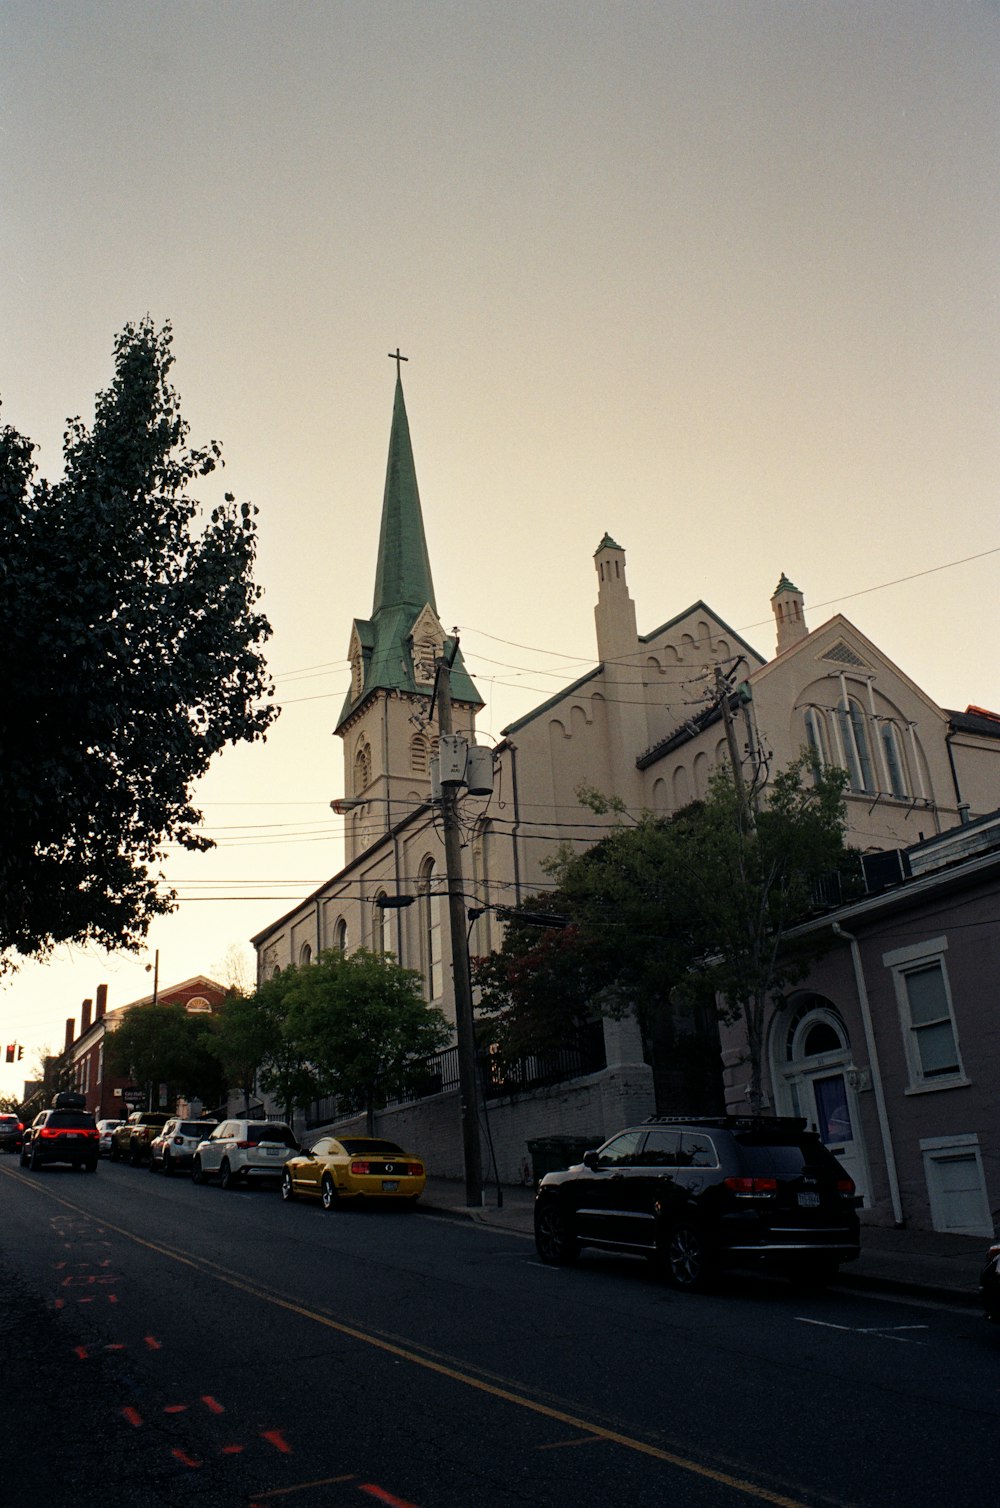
top-left (281, 1135), bottom-right (426, 1210)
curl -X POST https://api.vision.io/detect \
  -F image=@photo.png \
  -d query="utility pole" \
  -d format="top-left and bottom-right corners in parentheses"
top-left (715, 666), bottom-right (751, 828)
top-left (435, 655), bottom-right (484, 1207)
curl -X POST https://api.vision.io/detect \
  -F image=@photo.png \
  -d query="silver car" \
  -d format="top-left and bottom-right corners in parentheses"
top-left (148, 1118), bottom-right (218, 1175)
top-left (96, 1118), bottom-right (125, 1157)
top-left (191, 1119), bottom-right (298, 1190)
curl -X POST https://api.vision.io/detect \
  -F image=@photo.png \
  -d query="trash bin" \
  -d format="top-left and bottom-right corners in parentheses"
top-left (527, 1135), bottom-right (601, 1184)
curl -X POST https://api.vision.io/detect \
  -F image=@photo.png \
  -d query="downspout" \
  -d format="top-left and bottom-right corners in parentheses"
top-left (393, 831), bottom-right (405, 964)
top-left (832, 922), bottom-right (904, 1226)
top-left (944, 727), bottom-right (964, 811)
top-left (315, 897), bottom-right (322, 958)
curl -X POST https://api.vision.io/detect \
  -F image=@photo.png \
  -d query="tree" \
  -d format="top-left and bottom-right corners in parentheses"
top-left (0, 320), bottom-right (277, 968)
top-left (271, 950), bottom-right (451, 1134)
top-left (105, 1001), bottom-right (225, 1109)
top-left (209, 985), bottom-right (286, 1116)
top-left (476, 755), bottom-right (860, 1114)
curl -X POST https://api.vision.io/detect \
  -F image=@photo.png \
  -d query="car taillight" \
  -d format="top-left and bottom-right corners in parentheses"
top-left (40, 1127), bottom-right (60, 1138)
top-left (407, 1163), bottom-right (423, 1177)
top-left (350, 1160), bottom-right (371, 1175)
top-left (235, 1140), bottom-right (253, 1149)
top-left (724, 1176), bottom-right (778, 1197)
top-left (837, 1178), bottom-right (856, 1198)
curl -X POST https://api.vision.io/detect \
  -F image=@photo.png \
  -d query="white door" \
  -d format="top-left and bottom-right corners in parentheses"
top-left (799, 1068), bottom-right (870, 1207)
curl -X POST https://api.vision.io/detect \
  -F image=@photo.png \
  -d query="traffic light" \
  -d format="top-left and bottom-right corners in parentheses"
top-left (17, 1046), bottom-right (23, 1061)
top-left (4, 1045), bottom-right (13, 1064)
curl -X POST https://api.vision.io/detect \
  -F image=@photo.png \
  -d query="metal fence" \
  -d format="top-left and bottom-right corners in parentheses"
top-left (304, 1024), bottom-right (607, 1130)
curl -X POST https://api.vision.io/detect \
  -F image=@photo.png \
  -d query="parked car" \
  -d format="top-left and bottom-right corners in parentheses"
top-left (0, 1113), bottom-right (24, 1154)
top-left (191, 1120), bottom-right (299, 1189)
top-left (281, 1136), bottom-right (426, 1210)
top-left (981, 1243), bottom-right (1000, 1322)
top-left (110, 1111), bottom-right (170, 1165)
top-left (20, 1106), bottom-right (99, 1171)
top-left (533, 1115), bottom-right (861, 1290)
top-left (148, 1118), bottom-right (218, 1175)
top-left (96, 1118), bottom-right (125, 1157)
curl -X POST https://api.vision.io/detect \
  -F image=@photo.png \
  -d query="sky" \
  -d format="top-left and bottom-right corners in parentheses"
top-left (1, 0), bottom-right (997, 1095)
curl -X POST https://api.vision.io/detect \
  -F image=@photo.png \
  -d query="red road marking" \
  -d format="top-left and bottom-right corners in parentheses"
top-left (144, 1335), bottom-right (161, 1350)
top-left (171, 1449), bottom-right (202, 1468)
top-left (53, 1300), bottom-right (64, 1310)
top-left (260, 1429), bottom-right (292, 1454)
top-left (108, 1294), bottom-right (118, 1303)
top-left (202, 1395), bottom-right (225, 1414)
top-left (73, 1346), bottom-right (89, 1360)
top-left (359, 1486), bottom-right (421, 1508)
top-left (122, 1407), bottom-right (143, 1428)
top-left (164, 1404), bottom-right (188, 1414)
top-left (104, 1344), bottom-right (125, 1352)
top-left (221, 1444), bottom-right (244, 1455)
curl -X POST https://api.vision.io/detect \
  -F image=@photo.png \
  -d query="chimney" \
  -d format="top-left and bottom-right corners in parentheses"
top-left (96, 984), bottom-right (108, 1020)
top-left (771, 573), bottom-right (808, 655)
top-left (81, 999), bottom-right (93, 1034)
top-left (64, 1018), bottom-right (75, 1052)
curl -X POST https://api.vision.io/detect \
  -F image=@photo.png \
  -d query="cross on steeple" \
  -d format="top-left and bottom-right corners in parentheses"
top-left (388, 347), bottom-right (408, 379)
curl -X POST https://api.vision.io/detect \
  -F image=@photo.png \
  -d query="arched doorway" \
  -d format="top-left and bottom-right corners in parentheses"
top-left (769, 994), bottom-right (871, 1206)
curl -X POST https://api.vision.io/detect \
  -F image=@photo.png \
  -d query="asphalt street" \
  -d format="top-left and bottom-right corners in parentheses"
top-left (1, 1156), bottom-right (995, 1508)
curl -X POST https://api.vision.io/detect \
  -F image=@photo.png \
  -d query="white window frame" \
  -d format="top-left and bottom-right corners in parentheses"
top-left (919, 1134), bottom-right (993, 1237)
top-left (883, 937), bottom-right (968, 1093)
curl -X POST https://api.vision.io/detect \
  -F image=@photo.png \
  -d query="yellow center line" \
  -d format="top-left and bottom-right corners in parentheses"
top-left (3, 1167), bottom-right (814, 1508)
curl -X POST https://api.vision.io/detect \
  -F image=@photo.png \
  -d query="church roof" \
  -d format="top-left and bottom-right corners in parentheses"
top-left (336, 372), bottom-right (481, 730)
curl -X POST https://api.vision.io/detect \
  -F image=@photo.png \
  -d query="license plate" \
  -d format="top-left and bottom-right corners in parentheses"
top-left (66, 1133), bottom-right (81, 1140)
top-left (382, 1180), bottom-right (399, 1192)
top-left (264, 1147), bottom-right (281, 1157)
top-left (797, 1191), bottom-right (820, 1208)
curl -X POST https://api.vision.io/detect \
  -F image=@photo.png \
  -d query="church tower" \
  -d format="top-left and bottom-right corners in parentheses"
top-left (335, 364), bottom-right (482, 862)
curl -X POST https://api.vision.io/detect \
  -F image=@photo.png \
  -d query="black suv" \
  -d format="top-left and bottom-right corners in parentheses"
top-left (21, 1101), bottom-right (100, 1172)
top-left (533, 1116), bottom-right (861, 1289)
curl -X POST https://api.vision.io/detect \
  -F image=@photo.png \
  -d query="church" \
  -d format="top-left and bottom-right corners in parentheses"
top-left (251, 369), bottom-right (1000, 1190)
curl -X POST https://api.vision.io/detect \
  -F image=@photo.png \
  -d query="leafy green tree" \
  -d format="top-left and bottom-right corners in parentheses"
top-left (0, 319), bottom-right (277, 969)
top-left (206, 988), bottom-right (276, 1115)
top-left (476, 755), bottom-right (859, 1113)
top-left (272, 950), bottom-right (451, 1134)
top-left (105, 1001), bottom-right (224, 1109)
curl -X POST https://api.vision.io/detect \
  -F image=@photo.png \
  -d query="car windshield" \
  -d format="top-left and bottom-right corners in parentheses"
top-left (339, 1139), bottom-right (405, 1156)
top-left (248, 1123), bottom-right (295, 1146)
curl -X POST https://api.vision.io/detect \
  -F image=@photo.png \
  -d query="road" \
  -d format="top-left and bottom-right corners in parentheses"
top-left (0, 1154), bottom-right (995, 1508)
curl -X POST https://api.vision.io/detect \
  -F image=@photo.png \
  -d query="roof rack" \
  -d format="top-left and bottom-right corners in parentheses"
top-left (643, 1115), bottom-right (808, 1132)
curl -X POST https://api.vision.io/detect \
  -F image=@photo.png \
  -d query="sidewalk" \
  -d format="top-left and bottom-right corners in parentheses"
top-left (420, 1176), bottom-right (988, 1308)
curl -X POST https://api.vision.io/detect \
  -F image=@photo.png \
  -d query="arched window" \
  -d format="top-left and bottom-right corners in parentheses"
top-left (881, 721), bottom-right (908, 798)
top-left (410, 733), bottom-right (428, 775)
top-left (837, 697), bottom-right (874, 793)
top-left (804, 707), bottom-right (830, 768)
top-left (298, 943), bottom-right (312, 967)
top-left (333, 918), bottom-right (347, 953)
top-left (418, 857), bottom-right (442, 1001)
top-left (354, 740), bottom-right (371, 793)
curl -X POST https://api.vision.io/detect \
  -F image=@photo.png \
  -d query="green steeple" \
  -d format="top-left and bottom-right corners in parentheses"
top-left (372, 375), bottom-right (437, 619)
top-left (336, 372), bottom-right (482, 732)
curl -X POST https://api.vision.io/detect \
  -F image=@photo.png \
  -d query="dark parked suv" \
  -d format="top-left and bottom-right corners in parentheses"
top-left (20, 1103), bottom-right (99, 1172)
top-left (533, 1115), bottom-right (861, 1290)
top-left (0, 1113), bottom-right (23, 1153)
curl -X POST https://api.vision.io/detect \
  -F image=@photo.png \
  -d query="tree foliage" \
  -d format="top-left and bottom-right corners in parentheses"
top-left (0, 319), bottom-right (277, 967)
top-left (105, 1001), bottom-right (225, 1108)
top-left (475, 755), bottom-right (861, 1111)
top-left (264, 950), bottom-right (451, 1133)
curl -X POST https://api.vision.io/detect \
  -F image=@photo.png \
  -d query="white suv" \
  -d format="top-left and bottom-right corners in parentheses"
top-left (191, 1119), bottom-right (299, 1189)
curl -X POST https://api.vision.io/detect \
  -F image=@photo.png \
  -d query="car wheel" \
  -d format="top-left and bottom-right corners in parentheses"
top-left (281, 1170), bottom-right (295, 1202)
top-left (162, 1153), bottom-right (173, 1177)
top-left (321, 1174), bottom-right (339, 1211)
top-left (29, 1143), bottom-right (43, 1171)
top-left (219, 1159), bottom-right (237, 1190)
top-left (663, 1221), bottom-right (713, 1292)
top-left (110, 1143), bottom-right (120, 1162)
top-left (533, 1200), bottom-right (579, 1265)
top-left (129, 1144), bottom-right (143, 1166)
top-left (20, 1146), bottom-right (29, 1167)
top-left (147, 1154), bottom-right (159, 1172)
top-left (191, 1157), bottom-right (204, 1185)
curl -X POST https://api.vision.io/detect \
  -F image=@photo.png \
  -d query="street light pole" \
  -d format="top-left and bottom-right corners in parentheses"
top-left (435, 655), bottom-right (484, 1208)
